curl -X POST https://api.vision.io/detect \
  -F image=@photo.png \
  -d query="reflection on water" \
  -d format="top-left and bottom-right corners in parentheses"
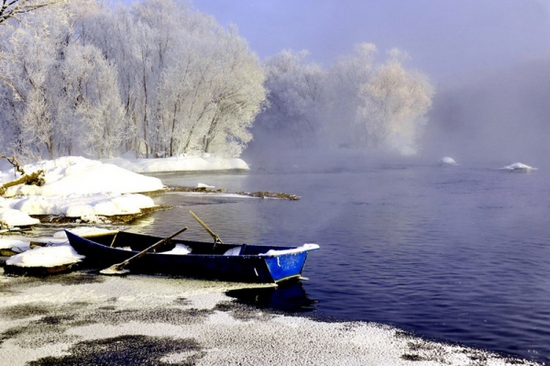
top-left (226, 281), bottom-right (317, 313)
top-left (133, 191), bottom-right (267, 244)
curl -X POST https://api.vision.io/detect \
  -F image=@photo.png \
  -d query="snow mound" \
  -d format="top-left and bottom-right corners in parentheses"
top-left (6, 244), bottom-right (84, 267)
top-left (197, 183), bottom-right (216, 189)
top-left (0, 157), bottom-right (163, 227)
top-left (10, 193), bottom-right (155, 217)
top-left (499, 162), bottom-right (538, 172)
top-left (104, 154), bottom-right (249, 173)
top-left (438, 157), bottom-right (458, 166)
top-left (0, 238), bottom-right (31, 253)
top-left (0, 156), bottom-right (164, 197)
top-left (0, 154), bottom-right (251, 229)
top-left (0, 207), bottom-right (40, 227)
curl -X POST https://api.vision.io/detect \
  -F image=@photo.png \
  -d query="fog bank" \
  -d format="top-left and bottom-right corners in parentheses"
top-left (422, 58), bottom-right (550, 168)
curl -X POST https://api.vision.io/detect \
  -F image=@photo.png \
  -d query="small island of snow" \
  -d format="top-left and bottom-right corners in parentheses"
top-left (499, 162), bottom-right (538, 172)
top-left (438, 157), bottom-right (458, 166)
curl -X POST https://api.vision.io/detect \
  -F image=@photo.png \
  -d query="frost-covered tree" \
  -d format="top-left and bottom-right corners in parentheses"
top-left (76, 0), bottom-right (266, 158)
top-left (0, 0), bottom-right (72, 92)
top-left (0, 0), bottom-right (70, 25)
top-left (357, 49), bottom-right (434, 152)
top-left (0, 5), bottom-right (74, 159)
top-left (63, 43), bottom-right (127, 158)
top-left (323, 43), bottom-right (379, 148)
top-left (254, 50), bottom-right (325, 148)
top-left (324, 44), bottom-right (434, 153)
top-left (251, 43), bottom-right (433, 154)
top-left (198, 27), bottom-right (266, 156)
top-left (0, 0), bottom-right (266, 160)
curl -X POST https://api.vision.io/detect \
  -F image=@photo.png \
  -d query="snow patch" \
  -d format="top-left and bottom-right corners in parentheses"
top-left (224, 246), bottom-right (242, 256)
top-left (163, 244), bottom-right (192, 255)
top-left (0, 208), bottom-right (40, 227)
top-left (0, 154), bottom-right (252, 228)
top-left (0, 238), bottom-right (31, 253)
top-left (438, 157), bottom-right (458, 166)
top-left (499, 162), bottom-right (538, 172)
top-left (259, 243), bottom-right (320, 256)
top-left (104, 154), bottom-right (249, 173)
top-left (197, 183), bottom-right (216, 189)
top-left (6, 245), bottom-right (84, 267)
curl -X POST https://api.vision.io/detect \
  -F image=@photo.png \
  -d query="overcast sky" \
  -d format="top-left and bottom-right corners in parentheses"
top-left (192, 0), bottom-right (550, 83)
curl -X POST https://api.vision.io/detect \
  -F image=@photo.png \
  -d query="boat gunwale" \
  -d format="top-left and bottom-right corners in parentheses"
top-left (68, 231), bottom-right (316, 258)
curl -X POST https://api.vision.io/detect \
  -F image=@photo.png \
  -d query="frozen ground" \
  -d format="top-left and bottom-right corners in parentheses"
top-left (0, 270), bottom-right (541, 366)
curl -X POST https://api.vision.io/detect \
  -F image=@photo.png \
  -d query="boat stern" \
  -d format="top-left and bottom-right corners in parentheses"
top-left (261, 244), bottom-right (319, 283)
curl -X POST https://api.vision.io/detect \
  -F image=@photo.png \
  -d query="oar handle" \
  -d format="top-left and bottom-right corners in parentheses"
top-left (190, 211), bottom-right (223, 244)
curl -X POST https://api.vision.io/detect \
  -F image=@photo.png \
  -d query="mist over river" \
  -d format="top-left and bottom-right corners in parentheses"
top-left (136, 153), bottom-right (550, 363)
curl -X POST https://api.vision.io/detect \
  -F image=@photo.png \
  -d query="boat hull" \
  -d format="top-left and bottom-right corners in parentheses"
top-left (66, 231), bottom-right (317, 283)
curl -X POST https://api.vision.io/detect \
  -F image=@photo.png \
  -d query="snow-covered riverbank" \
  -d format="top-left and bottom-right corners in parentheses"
top-left (0, 154), bottom-right (249, 269)
top-left (0, 273), bottom-right (540, 366)
top-left (0, 155), bottom-right (249, 229)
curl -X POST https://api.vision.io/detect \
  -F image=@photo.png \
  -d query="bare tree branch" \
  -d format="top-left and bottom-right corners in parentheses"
top-left (0, 0), bottom-right (69, 25)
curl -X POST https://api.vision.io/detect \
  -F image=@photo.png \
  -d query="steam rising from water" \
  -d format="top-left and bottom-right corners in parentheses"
top-left (422, 59), bottom-right (550, 169)
top-left (249, 55), bottom-right (550, 173)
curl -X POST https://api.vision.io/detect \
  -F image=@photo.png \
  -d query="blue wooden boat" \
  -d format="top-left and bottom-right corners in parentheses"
top-left (65, 230), bottom-right (319, 283)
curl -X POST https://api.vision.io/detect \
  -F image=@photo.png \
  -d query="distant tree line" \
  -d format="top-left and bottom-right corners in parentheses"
top-left (0, 0), bottom-right (434, 162)
top-left (0, 0), bottom-right (266, 160)
top-left (254, 45), bottom-right (435, 155)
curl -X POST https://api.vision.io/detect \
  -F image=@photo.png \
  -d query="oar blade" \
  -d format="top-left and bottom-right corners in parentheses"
top-left (99, 263), bottom-right (130, 275)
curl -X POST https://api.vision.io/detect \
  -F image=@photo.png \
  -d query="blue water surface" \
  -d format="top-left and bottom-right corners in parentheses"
top-left (137, 157), bottom-right (550, 363)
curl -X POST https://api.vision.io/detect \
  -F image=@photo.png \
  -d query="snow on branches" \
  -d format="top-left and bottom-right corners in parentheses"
top-left (0, 0), bottom-right (266, 160)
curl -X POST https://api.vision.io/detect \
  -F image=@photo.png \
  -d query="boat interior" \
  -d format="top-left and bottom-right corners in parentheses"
top-left (83, 231), bottom-right (286, 256)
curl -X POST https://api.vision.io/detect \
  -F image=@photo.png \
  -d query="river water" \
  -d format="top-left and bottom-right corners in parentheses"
top-left (133, 154), bottom-right (550, 363)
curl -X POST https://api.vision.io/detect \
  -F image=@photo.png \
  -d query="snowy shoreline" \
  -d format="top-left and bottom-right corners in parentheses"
top-left (0, 272), bottom-right (540, 366)
top-left (0, 155), bottom-right (249, 229)
top-left (0, 154), bottom-right (249, 269)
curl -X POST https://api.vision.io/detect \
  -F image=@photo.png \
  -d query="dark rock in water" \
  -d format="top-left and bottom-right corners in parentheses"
top-left (169, 186), bottom-right (301, 200)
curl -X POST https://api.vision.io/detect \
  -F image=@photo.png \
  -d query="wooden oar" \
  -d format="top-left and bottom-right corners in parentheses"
top-left (100, 227), bottom-right (188, 275)
top-left (189, 211), bottom-right (224, 244)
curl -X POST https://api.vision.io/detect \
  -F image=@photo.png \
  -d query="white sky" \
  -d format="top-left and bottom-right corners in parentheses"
top-left (191, 0), bottom-right (550, 82)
